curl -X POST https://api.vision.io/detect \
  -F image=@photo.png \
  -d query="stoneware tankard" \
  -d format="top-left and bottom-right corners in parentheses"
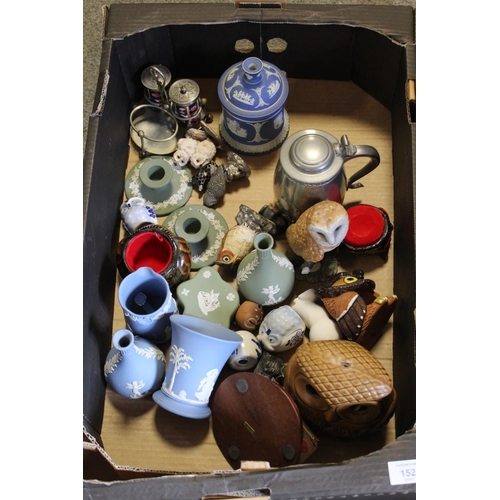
top-left (273, 130), bottom-right (380, 222)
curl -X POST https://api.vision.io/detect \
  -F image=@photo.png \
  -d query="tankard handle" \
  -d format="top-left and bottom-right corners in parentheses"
top-left (338, 135), bottom-right (380, 189)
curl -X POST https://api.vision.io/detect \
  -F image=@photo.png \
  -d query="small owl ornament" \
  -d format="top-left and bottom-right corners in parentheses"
top-left (316, 269), bottom-right (398, 350)
top-left (285, 200), bottom-right (349, 277)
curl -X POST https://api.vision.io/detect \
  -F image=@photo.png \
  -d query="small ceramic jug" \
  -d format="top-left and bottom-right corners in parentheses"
top-left (120, 197), bottom-right (158, 234)
top-left (153, 314), bottom-right (242, 419)
top-left (104, 329), bottom-right (166, 399)
top-left (273, 130), bottom-right (380, 222)
top-left (227, 330), bottom-right (263, 371)
top-left (118, 266), bottom-right (178, 344)
top-left (257, 305), bottom-right (306, 353)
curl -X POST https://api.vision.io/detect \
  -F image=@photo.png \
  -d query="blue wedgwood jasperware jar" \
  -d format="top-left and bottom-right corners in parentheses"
top-left (218, 57), bottom-right (289, 155)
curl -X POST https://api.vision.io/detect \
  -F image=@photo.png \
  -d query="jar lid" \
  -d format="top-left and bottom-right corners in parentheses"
top-left (141, 65), bottom-right (172, 91)
top-left (279, 130), bottom-right (342, 183)
top-left (168, 79), bottom-right (200, 105)
top-left (218, 57), bottom-right (288, 120)
top-left (290, 134), bottom-right (335, 173)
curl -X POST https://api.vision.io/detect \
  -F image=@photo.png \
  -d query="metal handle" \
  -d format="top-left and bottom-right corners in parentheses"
top-left (148, 65), bottom-right (171, 107)
top-left (138, 130), bottom-right (147, 158)
top-left (337, 135), bottom-right (380, 189)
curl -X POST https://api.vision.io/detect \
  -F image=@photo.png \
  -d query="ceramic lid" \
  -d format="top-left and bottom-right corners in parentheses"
top-left (175, 266), bottom-right (240, 328)
top-left (279, 129), bottom-right (343, 184)
top-left (218, 57), bottom-right (288, 120)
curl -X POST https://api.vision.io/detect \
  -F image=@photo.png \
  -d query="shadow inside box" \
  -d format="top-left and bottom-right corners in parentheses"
top-left (153, 402), bottom-right (211, 446)
top-left (304, 424), bottom-right (391, 465)
top-left (336, 249), bottom-right (391, 275)
top-left (106, 389), bottom-right (158, 418)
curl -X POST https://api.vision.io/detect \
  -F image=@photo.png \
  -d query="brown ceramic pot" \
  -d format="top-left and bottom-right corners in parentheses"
top-left (117, 224), bottom-right (191, 287)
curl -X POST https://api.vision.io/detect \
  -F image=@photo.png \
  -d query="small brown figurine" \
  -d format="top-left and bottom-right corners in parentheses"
top-left (316, 269), bottom-right (397, 350)
top-left (286, 200), bottom-right (349, 275)
top-left (284, 340), bottom-right (396, 438)
top-left (235, 300), bottom-right (264, 331)
top-left (216, 205), bottom-right (276, 271)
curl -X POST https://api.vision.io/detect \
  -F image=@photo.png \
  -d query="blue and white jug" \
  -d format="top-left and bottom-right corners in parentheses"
top-left (118, 266), bottom-right (178, 344)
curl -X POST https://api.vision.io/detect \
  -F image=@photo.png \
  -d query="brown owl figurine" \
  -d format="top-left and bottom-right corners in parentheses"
top-left (317, 269), bottom-right (398, 350)
top-left (284, 340), bottom-right (396, 438)
top-left (285, 200), bottom-right (349, 275)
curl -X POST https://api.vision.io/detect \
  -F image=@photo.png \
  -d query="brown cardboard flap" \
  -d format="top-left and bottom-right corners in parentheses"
top-left (235, 0), bottom-right (285, 8)
top-left (83, 430), bottom-right (167, 481)
top-left (202, 488), bottom-right (271, 500)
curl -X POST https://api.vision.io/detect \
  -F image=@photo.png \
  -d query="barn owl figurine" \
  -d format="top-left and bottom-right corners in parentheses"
top-left (285, 200), bottom-right (349, 275)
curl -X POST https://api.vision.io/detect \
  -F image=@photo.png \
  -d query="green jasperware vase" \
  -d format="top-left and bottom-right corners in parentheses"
top-left (236, 232), bottom-right (295, 306)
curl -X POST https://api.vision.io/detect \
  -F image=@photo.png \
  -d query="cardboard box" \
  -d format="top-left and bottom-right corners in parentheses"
top-left (83, 3), bottom-right (416, 498)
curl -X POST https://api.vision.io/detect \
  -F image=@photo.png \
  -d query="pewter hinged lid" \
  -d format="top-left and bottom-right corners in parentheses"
top-left (279, 130), bottom-right (342, 184)
top-left (141, 65), bottom-right (172, 91)
top-left (168, 79), bottom-right (200, 105)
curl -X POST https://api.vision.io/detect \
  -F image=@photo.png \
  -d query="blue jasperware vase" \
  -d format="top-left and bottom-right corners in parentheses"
top-left (118, 266), bottom-right (178, 344)
top-left (104, 329), bottom-right (166, 399)
top-left (218, 57), bottom-right (289, 155)
top-left (153, 315), bottom-right (242, 419)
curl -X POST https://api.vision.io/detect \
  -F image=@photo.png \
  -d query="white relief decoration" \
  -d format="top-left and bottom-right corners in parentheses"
top-left (125, 380), bottom-right (146, 399)
top-left (203, 269), bottom-right (212, 279)
top-left (273, 113), bottom-right (283, 130)
top-left (226, 292), bottom-right (236, 302)
top-left (261, 284), bottom-right (284, 305)
top-left (226, 70), bottom-right (239, 84)
top-left (197, 290), bottom-right (221, 315)
top-left (167, 345), bottom-right (193, 393)
top-left (232, 89), bottom-right (255, 106)
top-left (127, 159), bottom-right (191, 211)
top-left (227, 117), bottom-right (248, 138)
top-left (267, 80), bottom-right (280, 99)
top-left (195, 368), bottom-right (219, 403)
top-left (162, 345), bottom-right (218, 406)
top-left (236, 255), bottom-right (260, 282)
top-left (104, 352), bottom-right (121, 377)
top-left (220, 111), bottom-right (290, 155)
top-left (123, 293), bottom-right (175, 324)
top-left (248, 122), bottom-right (266, 144)
top-left (133, 344), bottom-right (166, 362)
top-left (272, 252), bottom-right (294, 270)
top-left (253, 87), bottom-right (268, 108)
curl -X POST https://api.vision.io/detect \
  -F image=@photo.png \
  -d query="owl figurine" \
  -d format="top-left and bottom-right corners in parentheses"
top-left (285, 200), bottom-right (349, 275)
top-left (284, 340), bottom-right (396, 438)
top-left (316, 269), bottom-right (398, 350)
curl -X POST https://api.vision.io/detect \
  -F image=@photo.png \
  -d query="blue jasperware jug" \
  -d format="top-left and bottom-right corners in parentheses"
top-left (118, 266), bottom-right (178, 344)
